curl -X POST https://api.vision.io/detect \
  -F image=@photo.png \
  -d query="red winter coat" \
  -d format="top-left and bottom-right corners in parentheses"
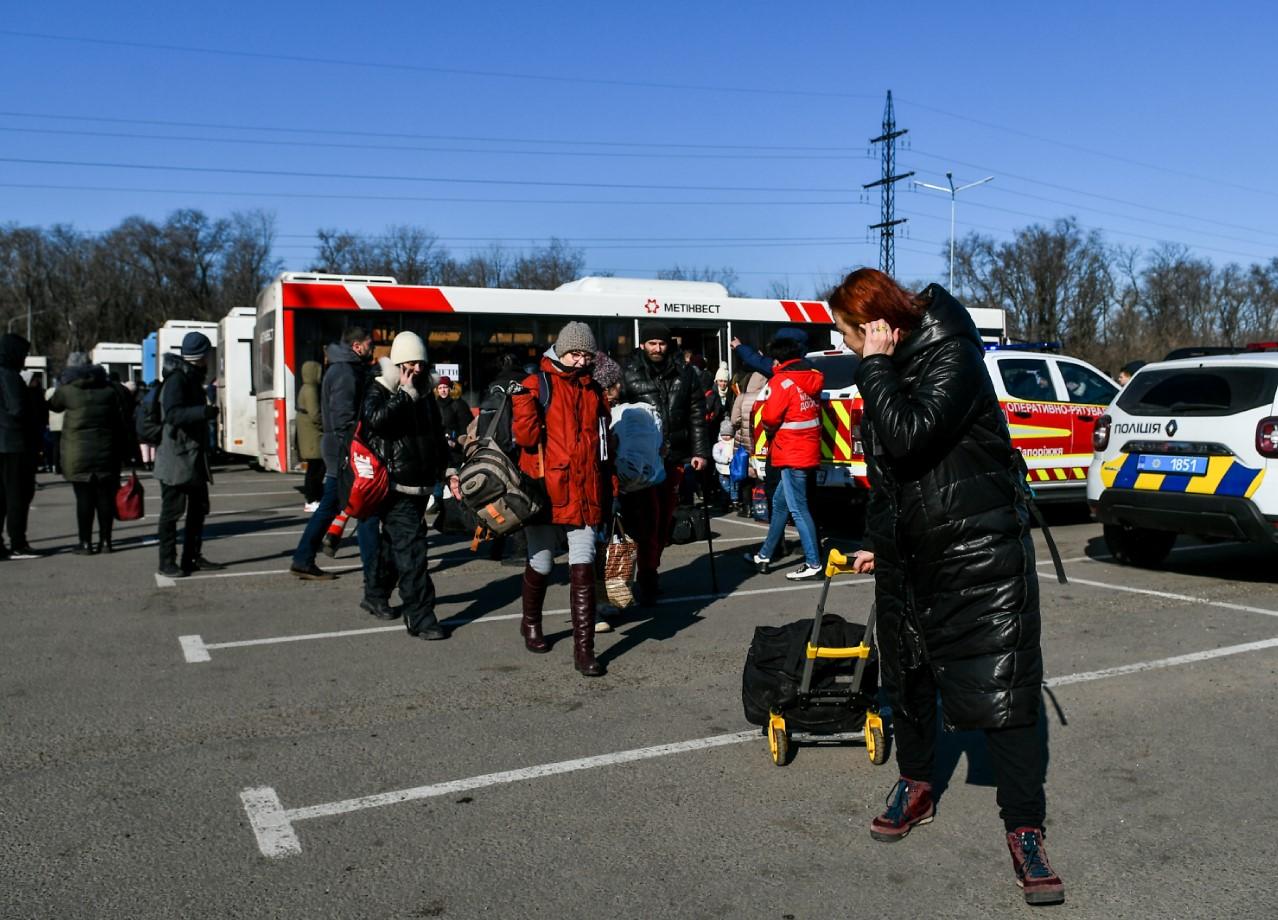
top-left (758, 359), bottom-right (824, 469)
top-left (512, 355), bottom-right (610, 527)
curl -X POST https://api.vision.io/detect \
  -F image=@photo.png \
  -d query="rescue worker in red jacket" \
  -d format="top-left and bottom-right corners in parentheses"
top-left (743, 336), bottom-right (825, 580)
top-left (512, 321), bottom-right (611, 677)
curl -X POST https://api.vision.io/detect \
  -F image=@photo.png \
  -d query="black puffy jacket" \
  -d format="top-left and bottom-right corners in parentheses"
top-left (360, 380), bottom-right (449, 489)
top-left (856, 285), bottom-right (1042, 732)
top-left (618, 353), bottom-right (710, 463)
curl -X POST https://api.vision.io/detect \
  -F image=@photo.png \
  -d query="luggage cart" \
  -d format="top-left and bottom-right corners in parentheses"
top-left (767, 548), bottom-right (888, 767)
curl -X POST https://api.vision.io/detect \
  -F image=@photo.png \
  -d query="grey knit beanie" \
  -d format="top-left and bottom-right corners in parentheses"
top-left (555, 321), bottom-right (597, 356)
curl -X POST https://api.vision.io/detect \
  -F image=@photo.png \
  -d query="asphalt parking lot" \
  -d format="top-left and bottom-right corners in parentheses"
top-left (3, 465), bottom-right (1277, 919)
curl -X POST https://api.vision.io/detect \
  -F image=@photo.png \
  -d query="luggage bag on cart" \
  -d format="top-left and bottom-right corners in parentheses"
top-left (741, 548), bottom-right (890, 767)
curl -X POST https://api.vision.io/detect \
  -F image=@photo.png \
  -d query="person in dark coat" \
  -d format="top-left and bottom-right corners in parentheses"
top-left (361, 332), bottom-right (451, 641)
top-left (828, 268), bottom-right (1063, 906)
top-left (432, 376), bottom-right (472, 471)
top-left (0, 333), bottom-right (41, 559)
top-left (49, 357), bottom-right (128, 553)
top-left (154, 334), bottom-right (224, 578)
top-left (617, 321), bottom-right (711, 605)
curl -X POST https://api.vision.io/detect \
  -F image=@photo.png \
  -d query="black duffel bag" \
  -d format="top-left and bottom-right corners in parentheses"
top-left (742, 613), bottom-right (878, 733)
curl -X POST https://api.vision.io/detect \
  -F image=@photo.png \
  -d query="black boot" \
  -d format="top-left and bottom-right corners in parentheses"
top-left (521, 565), bottom-right (551, 653)
top-left (72, 542), bottom-right (96, 556)
top-left (569, 563), bottom-right (605, 677)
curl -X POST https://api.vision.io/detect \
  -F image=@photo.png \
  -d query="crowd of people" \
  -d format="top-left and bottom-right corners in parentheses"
top-left (1, 269), bottom-right (1064, 904)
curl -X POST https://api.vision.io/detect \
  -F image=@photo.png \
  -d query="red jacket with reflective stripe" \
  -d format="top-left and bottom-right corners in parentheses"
top-left (759, 359), bottom-right (824, 469)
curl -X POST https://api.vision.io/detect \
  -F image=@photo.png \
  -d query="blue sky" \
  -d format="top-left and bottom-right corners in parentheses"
top-left (3, 0), bottom-right (1276, 296)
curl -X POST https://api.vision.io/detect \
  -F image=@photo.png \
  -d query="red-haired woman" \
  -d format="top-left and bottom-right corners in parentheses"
top-left (830, 269), bottom-right (1064, 906)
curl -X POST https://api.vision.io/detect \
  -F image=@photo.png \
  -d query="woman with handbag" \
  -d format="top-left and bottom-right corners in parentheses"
top-left (49, 355), bottom-right (128, 554)
top-left (512, 322), bottom-right (611, 677)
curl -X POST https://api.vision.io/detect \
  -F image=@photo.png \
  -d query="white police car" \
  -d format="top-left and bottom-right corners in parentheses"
top-left (1087, 349), bottom-right (1278, 566)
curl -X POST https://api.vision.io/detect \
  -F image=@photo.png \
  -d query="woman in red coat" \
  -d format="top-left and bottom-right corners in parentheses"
top-left (512, 321), bottom-right (610, 677)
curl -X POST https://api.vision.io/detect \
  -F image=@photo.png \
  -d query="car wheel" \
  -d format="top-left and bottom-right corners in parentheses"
top-left (1104, 524), bottom-right (1176, 568)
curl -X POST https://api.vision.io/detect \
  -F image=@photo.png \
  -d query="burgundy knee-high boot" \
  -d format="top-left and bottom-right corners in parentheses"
top-left (569, 563), bottom-right (606, 677)
top-left (521, 565), bottom-right (551, 653)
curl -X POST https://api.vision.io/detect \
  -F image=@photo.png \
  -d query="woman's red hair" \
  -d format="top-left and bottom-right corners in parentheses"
top-left (827, 268), bottom-right (924, 332)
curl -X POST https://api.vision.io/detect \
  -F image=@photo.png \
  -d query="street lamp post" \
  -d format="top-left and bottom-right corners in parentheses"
top-left (915, 172), bottom-right (994, 289)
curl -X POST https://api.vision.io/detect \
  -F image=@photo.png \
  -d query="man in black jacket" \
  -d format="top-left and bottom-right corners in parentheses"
top-left (0, 333), bottom-right (40, 559)
top-left (155, 333), bottom-right (225, 578)
top-left (291, 326), bottom-right (376, 583)
top-left (618, 321), bottom-right (711, 605)
top-left (361, 331), bottom-right (451, 641)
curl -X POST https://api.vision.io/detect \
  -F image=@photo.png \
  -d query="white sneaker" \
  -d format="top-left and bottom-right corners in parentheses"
top-left (303, 501), bottom-right (320, 513)
top-left (594, 619), bottom-right (614, 633)
top-left (742, 551), bottom-right (770, 565)
top-left (786, 563), bottom-right (823, 581)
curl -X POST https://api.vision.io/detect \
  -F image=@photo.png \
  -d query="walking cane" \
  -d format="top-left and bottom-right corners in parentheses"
top-left (698, 467), bottom-right (719, 594)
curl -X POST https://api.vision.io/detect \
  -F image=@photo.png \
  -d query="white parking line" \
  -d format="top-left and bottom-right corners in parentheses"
top-left (179, 578), bottom-right (874, 662)
top-left (1062, 576), bottom-right (1278, 619)
top-left (242, 633), bottom-right (1278, 858)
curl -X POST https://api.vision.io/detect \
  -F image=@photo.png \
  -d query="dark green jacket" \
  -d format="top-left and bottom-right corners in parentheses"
top-left (49, 368), bottom-right (127, 482)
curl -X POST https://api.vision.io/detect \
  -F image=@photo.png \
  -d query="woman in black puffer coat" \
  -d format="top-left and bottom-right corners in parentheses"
top-left (828, 269), bottom-right (1063, 906)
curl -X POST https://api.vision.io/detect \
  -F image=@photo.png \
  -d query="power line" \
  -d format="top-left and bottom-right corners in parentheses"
top-left (0, 124), bottom-right (864, 162)
top-left (0, 181), bottom-right (862, 207)
top-left (0, 30), bottom-right (881, 102)
top-left (0, 109), bottom-right (861, 152)
top-left (0, 156), bottom-right (859, 194)
top-left (908, 152), bottom-right (1278, 240)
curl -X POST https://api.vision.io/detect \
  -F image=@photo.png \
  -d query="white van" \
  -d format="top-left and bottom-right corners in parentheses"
top-left (217, 308), bottom-right (257, 458)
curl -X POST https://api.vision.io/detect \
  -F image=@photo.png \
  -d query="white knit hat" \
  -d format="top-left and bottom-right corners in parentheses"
top-left (714, 361), bottom-right (730, 383)
top-left (389, 331), bottom-right (427, 365)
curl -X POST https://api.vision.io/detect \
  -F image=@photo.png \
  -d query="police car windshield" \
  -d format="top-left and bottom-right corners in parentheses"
top-left (1117, 366), bottom-right (1278, 416)
top-left (805, 353), bottom-right (860, 390)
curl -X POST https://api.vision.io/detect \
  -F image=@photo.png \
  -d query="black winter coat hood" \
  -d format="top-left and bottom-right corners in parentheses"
top-left (856, 284), bottom-right (1043, 732)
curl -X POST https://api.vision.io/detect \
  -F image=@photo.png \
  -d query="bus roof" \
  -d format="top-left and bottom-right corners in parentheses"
top-left (555, 276), bottom-right (729, 298)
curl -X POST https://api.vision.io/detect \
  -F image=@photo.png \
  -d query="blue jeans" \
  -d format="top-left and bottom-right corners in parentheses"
top-left (759, 467), bottom-right (820, 568)
top-left (292, 475), bottom-right (340, 568)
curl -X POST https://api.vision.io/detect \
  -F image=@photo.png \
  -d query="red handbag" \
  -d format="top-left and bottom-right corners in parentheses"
top-left (115, 470), bottom-right (145, 521)
top-left (346, 422), bottom-right (390, 520)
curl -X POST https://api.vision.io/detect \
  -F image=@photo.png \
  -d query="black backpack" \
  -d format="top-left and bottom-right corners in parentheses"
top-left (741, 613), bottom-right (878, 733)
top-left (136, 384), bottom-right (164, 446)
top-left (668, 505), bottom-right (708, 545)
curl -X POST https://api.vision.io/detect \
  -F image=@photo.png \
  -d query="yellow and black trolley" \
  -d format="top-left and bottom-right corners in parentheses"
top-left (766, 548), bottom-right (889, 767)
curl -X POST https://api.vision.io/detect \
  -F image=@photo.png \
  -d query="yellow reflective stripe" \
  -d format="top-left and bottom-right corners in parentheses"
top-left (1184, 456), bottom-right (1234, 494)
top-left (1100, 455), bottom-right (1124, 488)
top-left (1007, 423), bottom-right (1071, 439)
top-left (831, 400), bottom-right (852, 427)
top-left (1245, 470), bottom-right (1266, 499)
top-left (1053, 468), bottom-right (1068, 481)
top-left (1133, 472), bottom-right (1165, 490)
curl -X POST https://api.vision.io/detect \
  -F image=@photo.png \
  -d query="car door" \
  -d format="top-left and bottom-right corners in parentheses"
top-left (1052, 357), bottom-right (1119, 480)
top-left (990, 355), bottom-right (1076, 489)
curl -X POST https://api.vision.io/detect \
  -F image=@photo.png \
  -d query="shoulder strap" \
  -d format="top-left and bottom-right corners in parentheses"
top-left (536, 370), bottom-right (553, 411)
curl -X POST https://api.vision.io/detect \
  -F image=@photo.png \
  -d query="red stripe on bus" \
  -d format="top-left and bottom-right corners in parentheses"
top-left (281, 282), bottom-right (360, 310)
top-left (780, 300), bottom-right (806, 322)
top-left (368, 286), bottom-right (455, 312)
top-left (275, 398), bottom-right (289, 474)
top-left (801, 301), bottom-right (832, 323)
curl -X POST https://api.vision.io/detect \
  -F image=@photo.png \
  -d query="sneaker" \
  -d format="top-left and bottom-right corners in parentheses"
top-left (1007, 827), bottom-right (1065, 905)
top-left (786, 563), bottom-right (823, 581)
top-left (742, 551), bottom-right (770, 574)
top-left (360, 597), bottom-right (399, 620)
top-left (8, 544), bottom-right (43, 560)
top-left (869, 778), bottom-right (935, 843)
top-left (320, 534), bottom-right (340, 558)
top-left (594, 618), bottom-right (614, 633)
top-left (290, 562), bottom-right (337, 581)
top-left (303, 501), bottom-right (320, 513)
top-left (157, 562), bottom-right (186, 578)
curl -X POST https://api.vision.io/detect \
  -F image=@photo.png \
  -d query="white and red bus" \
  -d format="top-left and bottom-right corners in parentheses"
top-left (252, 272), bottom-right (842, 473)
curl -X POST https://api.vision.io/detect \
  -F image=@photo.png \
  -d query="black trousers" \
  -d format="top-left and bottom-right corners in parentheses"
top-left (377, 491), bottom-right (437, 631)
top-left (893, 665), bottom-right (1047, 832)
top-left (158, 481), bottom-right (210, 567)
top-left (302, 458), bottom-right (326, 503)
top-left (72, 474), bottom-right (117, 545)
top-left (0, 451), bottom-right (35, 547)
